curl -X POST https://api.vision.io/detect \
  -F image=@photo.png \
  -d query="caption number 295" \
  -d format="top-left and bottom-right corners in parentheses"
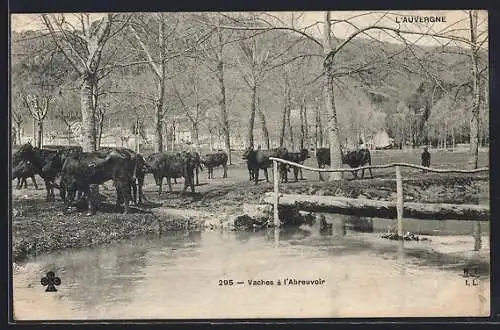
top-left (218, 279), bottom-right (234, 286)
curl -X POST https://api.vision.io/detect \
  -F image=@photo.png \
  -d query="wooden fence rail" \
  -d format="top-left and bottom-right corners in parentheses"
top-left (267, 157), bottom-right (489, 239)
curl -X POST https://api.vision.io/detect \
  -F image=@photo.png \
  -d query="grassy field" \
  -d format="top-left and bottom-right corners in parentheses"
top-left (11, 149), bottom-right (489, 262)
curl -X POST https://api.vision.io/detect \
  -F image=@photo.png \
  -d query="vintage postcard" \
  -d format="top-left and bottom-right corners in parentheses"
top-left (10, 10), bottom-right (490, 320)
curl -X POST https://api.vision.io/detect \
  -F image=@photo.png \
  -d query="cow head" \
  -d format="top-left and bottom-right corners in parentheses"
top-left (242, 146), bottom-right (254, 160)
top-left (300, 148), bottom-right (310, 161)
top-left (14, 143), bottom-right (39, 167)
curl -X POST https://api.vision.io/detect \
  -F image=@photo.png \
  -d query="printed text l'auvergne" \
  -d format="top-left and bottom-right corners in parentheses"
top-left (395, 16), bottom-right (447, 24)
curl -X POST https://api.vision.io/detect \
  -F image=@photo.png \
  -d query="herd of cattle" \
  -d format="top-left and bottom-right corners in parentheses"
top-left (12, 143), bottom-right (373, 215)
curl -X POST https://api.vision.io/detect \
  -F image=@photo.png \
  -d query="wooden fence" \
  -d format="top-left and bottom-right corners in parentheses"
top-left (267, 157), bottom-right (489, 239)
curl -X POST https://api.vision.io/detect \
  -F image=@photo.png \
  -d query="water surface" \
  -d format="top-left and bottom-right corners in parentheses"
top-left (13, 228), bottom-right (490, 320)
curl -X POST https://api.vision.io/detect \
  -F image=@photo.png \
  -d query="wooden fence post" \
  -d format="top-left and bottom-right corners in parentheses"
top-left (396, 166), bottom-right (404, 237)
top-left (273, 160), bottom-right (280, 228)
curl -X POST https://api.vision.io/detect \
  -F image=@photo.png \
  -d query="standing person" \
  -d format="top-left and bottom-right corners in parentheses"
top-left (421, 147), bottom-right (431, 172)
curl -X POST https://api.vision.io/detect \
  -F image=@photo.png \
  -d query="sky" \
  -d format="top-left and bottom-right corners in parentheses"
top-left (10, 10), bottom-right (488, 48)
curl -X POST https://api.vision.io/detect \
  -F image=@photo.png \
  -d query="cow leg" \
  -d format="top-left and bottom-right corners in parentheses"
top-left (86, 185), bottom-right (98, 216)
top-left (264, 168), bottom-right (270, 183)
top-left (154, 174), bottom-right (163, 197)
top-left (64, 188), bottom-right (77, 210)
top-left (183, 175), bottom-right (195, 193)
top-left (300, 168), bottom-right (304, 180)
top-left (166, 177), bottom-right (173, 192)
top-left (294, 167), bottom-right (299, 182)
top-left (280, 165), bottom-right (288, 183)
top-left (31, 175), bottom-right (39, 189)
top-left (131, 179), bottom-right (138, 205)
top-left (116, 187), bottom-right (123, 206)
top-left (223, 163), bottom-right (227, 178)
top-left (16, 178), bottom-right (21, 189)
top-left (137, 176), bottom-right (144, 204)
top-left (116, 181), bottom-right (131, 214)
top-left (318, 165), bottom-right (324, 181)
top-left (45, 180), bottom-right (51, 201)
top-left (195, 167), bottom-right (199, 185)
top-left (253, 168), bottom-right (260, 185)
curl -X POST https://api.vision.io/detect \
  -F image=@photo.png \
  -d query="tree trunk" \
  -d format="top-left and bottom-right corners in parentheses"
top-left (209, 129), bottom-right (213, 151)
top-left (32, 117), bottom-right (36, 146)
top-left (279, 99), bottom-right (288, 148)
top-left (37, 121), bottom-right (43, 148)
top-left (323, 68), bottom-right (342, 181)
top-left (216, 59), bottom-right (232, 164)
top-left (299, 101), bottom-right (305, 150)
top-left (80, 73), bottom-right (97, 152)
top-left (287, 98), bottom-right (294, 150)
top-left (257, 106), bottom-right (270, 149)
top-left (247, 84), bottom-right (257, 149)
top-left (97, 113), bottom-right (104, 149)
top-left (468, 10), bottom-right (480, 170)
top-left (155, 80), bottom-right (165, 153)
top-left (303, 102), bottom-right (309, 150)
top-left (192, 121), bottom-right (200, 151)
top-left (17, 123), bottom-right (22, 145)
top-left (315, 104), bottom-right (321, 148)
top-left (261, 193), bottom-right (489, 221)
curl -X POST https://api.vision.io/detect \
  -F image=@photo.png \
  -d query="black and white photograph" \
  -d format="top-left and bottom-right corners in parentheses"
top-left (10, 10), bottom-right (490, 320)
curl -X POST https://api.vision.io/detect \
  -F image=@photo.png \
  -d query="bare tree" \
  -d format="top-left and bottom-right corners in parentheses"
top-left (235, 34), bottom-right (272, 149)
top-left (279, 67), bottom-right (291, 147)
top-left (22, 94), bottom-right (53, 148)
top-left (54, 103), bottom-right (80, 145)
top-left (195, 18), bottom-right (233, 162)
top-left (128, 13), bottom-right (172, 153)
top-left (256, 97), bottom-right (270, 149)
top-left (12, 110), bottom-right (24, 146)
top-left (172, 58), bottom-right (209, 152)
top-left (42, 14), bottom-right (129, 152)
top-left (467, 10), bottom-right (482, 169)
top-left (210, 11), bottom-right (487, 179)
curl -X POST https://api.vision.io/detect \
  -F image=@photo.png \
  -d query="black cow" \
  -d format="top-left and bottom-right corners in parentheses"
top-left (145, 151), bottom-right (197, 195)
top-left (13, 143), bottom-right (82, 201)
top-left (242, 147), bottom-right (288, 185)
top-left (60, 149), bottom-right (135, 215)
top-left (201, 151), bottom-right (228, 179)
top-left (283, 149), bottom-right (311, 182)
top-left (12, 160), bottom-right (38, 189)
top-left (316, 147), bottom-right (373, 180)
top-left (98, 147), bottom-right (149, 204)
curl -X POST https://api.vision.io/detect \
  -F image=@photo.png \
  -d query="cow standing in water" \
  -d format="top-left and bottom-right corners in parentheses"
top-left (421, 147), bottom-right (431, 173)
top-left (315, 147), bottom-right (373, 180)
